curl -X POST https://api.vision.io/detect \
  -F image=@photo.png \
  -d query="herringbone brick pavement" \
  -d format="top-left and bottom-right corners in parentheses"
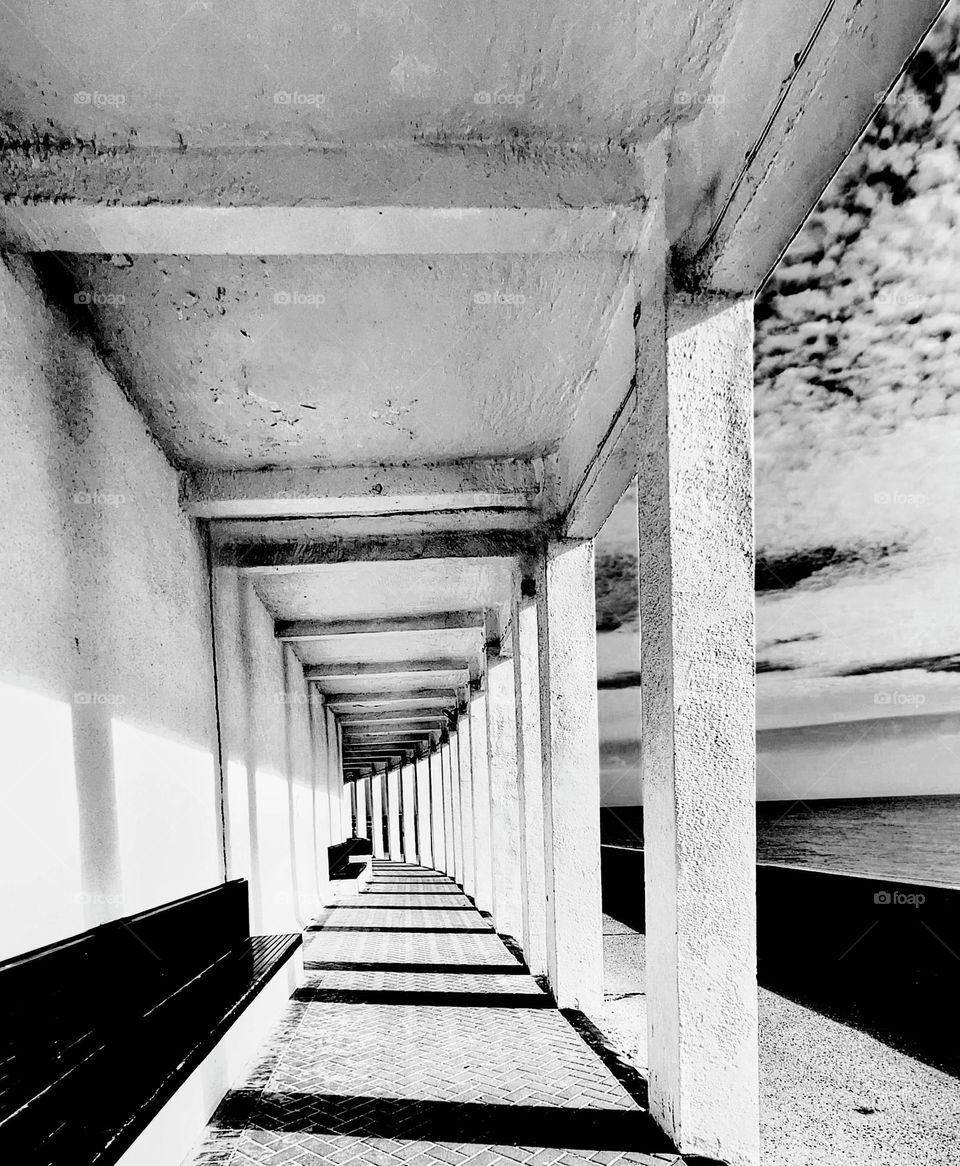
top-left (187, 862), bottom-right (681, 1166)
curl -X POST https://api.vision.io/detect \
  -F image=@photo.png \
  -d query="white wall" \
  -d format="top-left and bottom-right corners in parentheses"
top-left (212, 569), bottom-right (330, 934)
top-left (0, 255), bottom-right (221, 960)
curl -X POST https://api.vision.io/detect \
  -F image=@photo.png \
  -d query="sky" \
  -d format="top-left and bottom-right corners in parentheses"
top-left (596, 4), bottom-right (960, 805)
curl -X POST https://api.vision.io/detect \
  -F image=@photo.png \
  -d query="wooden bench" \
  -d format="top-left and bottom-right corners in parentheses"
top-left (328, 836), bottom-right (373, 882)
top-left (0, 879), bottom-right (300, 1164)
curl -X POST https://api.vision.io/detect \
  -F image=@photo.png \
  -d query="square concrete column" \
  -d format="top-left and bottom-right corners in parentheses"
top-left (468, 687), bottom-right (493, 913)
top-left (401, 761), bottom-right (418, 863)
top-left (457, 710), bottom-right (477, 899)
top-left (448, 730), bottom-right (464, 886)
top-left (440, 741), bottom-right (456, 877)
top-left (355, 776), bottom-right (368, 840)
top-left (325, 708), bottom-right (344, 845)
top-left (337, 723), bottom-right (352, 839)
top-left (371, 773), bottom-right (386, 860)
top-left (310, 690), bottom-right (334, 907)
top-left (486, 653), bottom-right (524, 943)
top-left (639, 293), bottom-right (758, 1166)
top-left (536, 539), bottom-right (603, 1012)
top-left (512, 586), bottom-right (547, 977)
top-left (429, 750), bottom-right (446, 872)
top-left (415, 754), bottom-right (433, 868)
top-left (386, 767), bottom-right (402, 859)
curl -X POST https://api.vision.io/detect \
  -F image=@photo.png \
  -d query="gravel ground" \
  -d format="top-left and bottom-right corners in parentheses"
top-left (596, 916), bottom-right (960, 1166)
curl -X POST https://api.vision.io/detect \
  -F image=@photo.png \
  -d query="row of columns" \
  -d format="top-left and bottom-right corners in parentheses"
top-left (347, 540), bottom-right (602, 1010)
top-left (342, 297), bottom-right (758, 1166)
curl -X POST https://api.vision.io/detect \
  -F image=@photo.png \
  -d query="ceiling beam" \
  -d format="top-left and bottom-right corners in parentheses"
top-left (0, 204), bottom-right (646, 257)
top-left (185, 463), bottom-right (539, 521)
top-left (0, 142), bottom-right (645, 213)
top-left (219, 532), bottom-right (535, 568)
top-left (326, 690), bottom-right (458, 710)
top-left (674, 2), bottom-right (944, 293)
top-left (306, 658), bottom-right (473, 682)
top-left (277, 612), bottom-right (484, 641)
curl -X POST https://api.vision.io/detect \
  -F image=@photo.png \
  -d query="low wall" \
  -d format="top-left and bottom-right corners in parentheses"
top-left (601, 845), bottom-right (960, 1074)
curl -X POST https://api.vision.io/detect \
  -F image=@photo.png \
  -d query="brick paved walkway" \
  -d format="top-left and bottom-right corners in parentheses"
top-left (187, 861), bottom-right (680, 1166)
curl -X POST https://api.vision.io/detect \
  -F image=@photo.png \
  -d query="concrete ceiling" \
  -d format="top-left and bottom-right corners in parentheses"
top-left (1, 0), bottom-right (943, 774)
top-left (41, 251), bottom-right (634, 471)
top-left (250, 558), bottom-right (513, 624)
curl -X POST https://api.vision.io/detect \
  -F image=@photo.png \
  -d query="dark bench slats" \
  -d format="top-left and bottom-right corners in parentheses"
top-left (0, 880), bottom-right (300, 1166)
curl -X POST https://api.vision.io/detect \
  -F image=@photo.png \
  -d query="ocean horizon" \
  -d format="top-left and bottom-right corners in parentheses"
top-left (600, 793), bottom-right (960, 887)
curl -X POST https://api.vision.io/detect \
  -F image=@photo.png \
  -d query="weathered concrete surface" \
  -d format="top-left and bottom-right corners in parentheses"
top-left (0, 254), bottom-right (221, 957)
top-left (401, 762), bottom-right (418, 863)
top-left (468, 689), bottom-right (494, 914)
top-left (457, 714), bottom-right (477, 900)
top-left (486, 655), bottom-right (524, 943)
top-left (23, 250), bottom-right (631, 472)
top-left (638, 293), bottom-right (758, 1166)
top-left (415, 754), bottom-right (433, 869)
top-left (448, 730), bottom-right (464, 885)
top-left (512, 591), bottom-right (547, 977)
top-left (537, 539), bottom-right (603, 1012)
top-left (371, 773), bottom-right (386, 860)
top-left (386, 768), bottom-right (402, 859)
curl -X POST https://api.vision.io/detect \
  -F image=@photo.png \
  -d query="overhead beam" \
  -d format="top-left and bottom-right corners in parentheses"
top-left (674, 1), bottom-right (945, 293)
top-left (219, 531), bottom-right (536, 568)
top-left (558, 227), bottom-right (664, 541)
top-left (0, 205), bottom-right (646, 257)
top-left (306, 659), bottom-right (473, 682)
top-left (0, 142), bottom-right (646, 213)
top-left (185, 463), bottom-right (540, 521)
top-left (326, 691), bottom-right (459, 710)
top-left (340, 713), bottom-right (450, 725)
top-left (277, 612), bottom-right (484, 641)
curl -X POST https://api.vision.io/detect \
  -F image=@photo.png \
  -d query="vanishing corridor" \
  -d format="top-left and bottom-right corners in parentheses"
top-left (189, 862), bottom-right (675, 1166)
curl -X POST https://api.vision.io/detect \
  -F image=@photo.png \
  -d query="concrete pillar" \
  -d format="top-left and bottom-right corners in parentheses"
top-left (371, 773), bottom-right (386, 860)
top-left (337, 723), bottom-right (351, 839)
top-left (448, 730), bottom-right (464, 886)
top-left (468, 687), bottom-right (493, 913)
top-left (429, 749), bottom-right (445, 872)
top-left (386, 767), bottom-right (402, 859)
top-left (639, 293), bottom-right (758, 1166)
top-left (486, 653), bottom-right (523, 942)
top-left (310, 690), bottom-right (333, 906)
top-left (355, 775), bottom-right (368, 839)
top-left (401, 761), bottom-right (418, 863)
top-left (458, 710), bottom-right (476, 898)
top-left (537, 539), bottom-right (602, 1012)
top-left (415, 754), bottom-right (433, 868)
top-left (441, 741), bottom-right (456, 877)
top-left (324, 708), bottom-right (344, 845)
top-left (512, 586), bottom-right (547, 976)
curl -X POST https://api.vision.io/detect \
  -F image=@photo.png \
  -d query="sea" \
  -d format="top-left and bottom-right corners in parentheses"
top-left (600, 794), bottom-right (960, 887)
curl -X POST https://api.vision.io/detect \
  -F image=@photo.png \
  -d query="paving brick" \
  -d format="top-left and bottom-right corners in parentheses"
top-left (186, 864), bottom-right (676, 1166)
